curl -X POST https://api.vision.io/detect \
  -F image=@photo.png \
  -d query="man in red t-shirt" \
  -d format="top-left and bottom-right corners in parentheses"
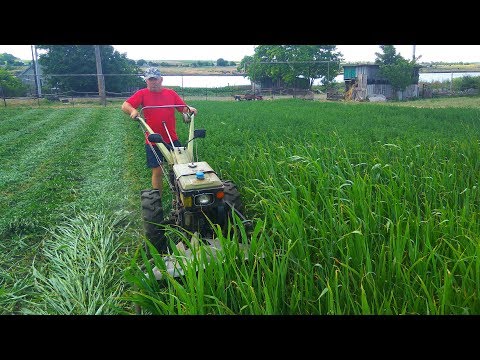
top-left (122, 67), bottom-right (198, 197)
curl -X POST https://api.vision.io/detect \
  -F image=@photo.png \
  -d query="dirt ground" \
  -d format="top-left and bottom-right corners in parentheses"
top-left (152, 66), bottom-right (243, 76)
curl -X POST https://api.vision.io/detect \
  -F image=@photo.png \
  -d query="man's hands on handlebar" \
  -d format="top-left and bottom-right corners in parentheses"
top-left (185, 106), bottom-right (198, 116)
top-left (130, 109), bottom-right (139, 120)
top-left (129, 105), bottom-right (197, 123)
top-left (182, 106), bottom-right (197, 123)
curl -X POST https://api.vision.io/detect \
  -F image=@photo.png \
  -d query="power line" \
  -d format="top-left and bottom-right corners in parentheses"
top-left (33, 73), bottom-right (144, 77)
top-left (258, 61), bottom-right (340, 64)
top-left (21, 73), bottom-right (248, 77)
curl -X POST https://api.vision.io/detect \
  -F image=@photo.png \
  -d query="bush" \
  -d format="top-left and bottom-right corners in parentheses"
top-left (0, 68), bottom-right (28, 97)
top-left (453, 75), bottom-right (480, 91)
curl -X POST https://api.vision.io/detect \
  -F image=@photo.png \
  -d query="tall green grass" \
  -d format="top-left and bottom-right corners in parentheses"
top-left (28, 211), bottom-right (129, 314)
top-left (124, 100), bottom-right (480, 314)
top-left (0, 107), bottom-right (145, 314)
top-left (1, 98), bottom-right (479, 314)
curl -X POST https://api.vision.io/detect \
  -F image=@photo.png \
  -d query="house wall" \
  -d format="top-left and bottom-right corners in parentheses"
top-left (366, 84), bottom-right (394, 98)
top-left (18, 65), bottom-right (44, 95)
top-left (345, 64), bottom-right (420, 100)
top-left (366, 84), bottom-right (419, 99)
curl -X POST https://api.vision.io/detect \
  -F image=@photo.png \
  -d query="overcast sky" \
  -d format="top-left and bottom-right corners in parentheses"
top-left (1, 45), bottom-right (478, 63)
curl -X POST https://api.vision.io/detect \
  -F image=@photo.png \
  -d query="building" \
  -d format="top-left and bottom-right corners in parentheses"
top-left (343, 63), bottom-right (420, 101)
top-left (17, 63), bottom-right (44, 96)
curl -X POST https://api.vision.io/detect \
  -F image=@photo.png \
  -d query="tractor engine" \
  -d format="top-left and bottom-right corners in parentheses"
top-left (173, 161), bottom-right (227, 236)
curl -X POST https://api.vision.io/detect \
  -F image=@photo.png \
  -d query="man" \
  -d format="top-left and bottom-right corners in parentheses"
top-left (122, 67), bottom-right (198, 198)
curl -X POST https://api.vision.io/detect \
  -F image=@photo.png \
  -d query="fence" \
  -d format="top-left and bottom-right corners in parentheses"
top-left (2, 72), bottom-right (328, 107)
top-left (0, 83), bottom-right (256, 107)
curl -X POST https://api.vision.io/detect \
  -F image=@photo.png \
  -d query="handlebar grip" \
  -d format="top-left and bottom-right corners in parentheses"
top-left (147, 133), bottom-right (173, 151)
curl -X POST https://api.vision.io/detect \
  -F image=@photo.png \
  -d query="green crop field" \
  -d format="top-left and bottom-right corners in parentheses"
top-left (1, 98), bottom-right (479, 315)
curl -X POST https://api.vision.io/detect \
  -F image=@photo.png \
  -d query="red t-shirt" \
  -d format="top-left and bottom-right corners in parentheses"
top-left (126, 87), bottom-right (186, 145)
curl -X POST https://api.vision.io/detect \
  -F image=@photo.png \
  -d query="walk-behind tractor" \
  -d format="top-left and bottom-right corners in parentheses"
top-left (134, 105), bottom-right (252, 280)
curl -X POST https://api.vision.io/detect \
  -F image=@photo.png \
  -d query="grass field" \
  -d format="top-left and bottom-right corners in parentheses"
top-left (1, 97), bottom-right (479, 314)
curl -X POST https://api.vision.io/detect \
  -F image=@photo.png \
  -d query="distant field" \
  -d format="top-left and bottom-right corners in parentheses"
top-left (419, 63), bottom-right (480, 73)
top-left (140, 61), bottom-right (242, 75)
top-left (157, 65), bottom-right (243, 76)
top-left (144, 60), bottom-right (480, 75)
top-left (12, 60), bottom-right (480, 77)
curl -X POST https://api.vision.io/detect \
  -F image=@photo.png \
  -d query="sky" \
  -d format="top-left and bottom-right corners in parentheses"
top-left (1, 45), bottom-right (479, 63)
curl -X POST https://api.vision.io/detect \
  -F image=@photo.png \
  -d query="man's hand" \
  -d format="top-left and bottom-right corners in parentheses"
top-left (183, 106), bottom-right (197, 123)
top-left (182, 113), bottom-right (192, 123)
top-left (130, 109), bottom-right (139, 119)
top-left (186, 106), bottom-right (198, 115)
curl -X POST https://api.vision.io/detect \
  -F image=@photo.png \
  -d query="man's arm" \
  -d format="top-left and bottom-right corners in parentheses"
top-left (122, 101), bottom-right (139, 119)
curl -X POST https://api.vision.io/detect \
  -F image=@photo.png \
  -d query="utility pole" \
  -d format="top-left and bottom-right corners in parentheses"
top-left (412, 45), bottom-right (416, 61)
top-left (34, 45), bottom-right (42, 97)
top-left (450, 72), bottom-right (453, 93)
top-left (94, 45), bottom-right (106, 106)
top-left (30, 45), bottom-right (39, 99)
top-left (0, 80), bottom-right (6, 107)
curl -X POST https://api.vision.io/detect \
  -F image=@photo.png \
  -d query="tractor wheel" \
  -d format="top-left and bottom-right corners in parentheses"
top-left (222, 180), bottom-right (244, 226)
top-left (140, 189), bottom-right (167, 255)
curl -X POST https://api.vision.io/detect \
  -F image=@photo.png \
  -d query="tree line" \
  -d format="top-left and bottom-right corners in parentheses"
top-left (0, 45), bottom-right (420, 97)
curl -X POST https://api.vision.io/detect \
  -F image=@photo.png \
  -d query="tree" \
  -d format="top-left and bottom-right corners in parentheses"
top-left (237, 56), bottom-right (254, 74)
top-left (238, 45), bottom-right (343, 89)
top-left (216, 58), bottom-right (227, 66)
top-left (0, 53), bottom-right (25, 66)
top-left (375, 45), bottom-right (417, 100)
top-left (37, 45), bottom-right (144, 93)
top-left (0, 68), bottom-right (28, 97)
top-left (374, 45), bottom-right (401, 65)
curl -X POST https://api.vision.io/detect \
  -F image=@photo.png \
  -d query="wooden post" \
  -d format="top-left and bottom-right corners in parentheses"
top-left (181, 76), bottom-right (184, 100)
top-left (0, 83), bottom-right (6, 107)
top-left (33, 45), bottom-right (42, 97)
top-left (94, 45), bottom-right (106, 106)
top-left (450, 72), bottom-right (453, 94)
top-left (30, 45), bottom-right (40, 100)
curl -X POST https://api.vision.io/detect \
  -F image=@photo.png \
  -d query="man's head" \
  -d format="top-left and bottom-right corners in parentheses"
top-left (144, 67), bottom-right (163, 92)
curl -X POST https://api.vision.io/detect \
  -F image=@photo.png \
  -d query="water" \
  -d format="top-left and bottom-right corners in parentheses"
top-left (417, 72), bottom-right (480, 83)
top-left (312, 72), bottom-right (480, 86)
top-left (162, 75), bottom-right (251, 88)
top-left (161, 72), bottom-right (480, 88)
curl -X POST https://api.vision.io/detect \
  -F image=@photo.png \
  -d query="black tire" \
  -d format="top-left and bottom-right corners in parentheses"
top-left (140, 189), bottom-right (167, 255)
top-left (222, 180), bottom-right (244, 226)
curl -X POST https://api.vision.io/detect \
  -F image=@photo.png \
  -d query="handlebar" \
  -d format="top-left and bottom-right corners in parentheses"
top-left (139, 105), bottom-right (195, 115)
top-left (147, 133), bottom-right (173, 150)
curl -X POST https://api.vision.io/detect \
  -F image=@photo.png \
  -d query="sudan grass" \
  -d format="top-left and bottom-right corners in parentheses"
top-left (25, 211), bottom-right (129, 314)
top-left (384, 95), bottom-right (480, 109)
top-left (244, 140), bottom-right (479, 314)
top-left (124, 215), bottom-right (282, 315)
top-left (125, 99), bottom-right (480, 314)
top-left (0, 216), bottom-right (44, 313)
top-left (0, 107), bottom-right (144, 314)
top-left (2, 99), bottom-right (480, 314)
